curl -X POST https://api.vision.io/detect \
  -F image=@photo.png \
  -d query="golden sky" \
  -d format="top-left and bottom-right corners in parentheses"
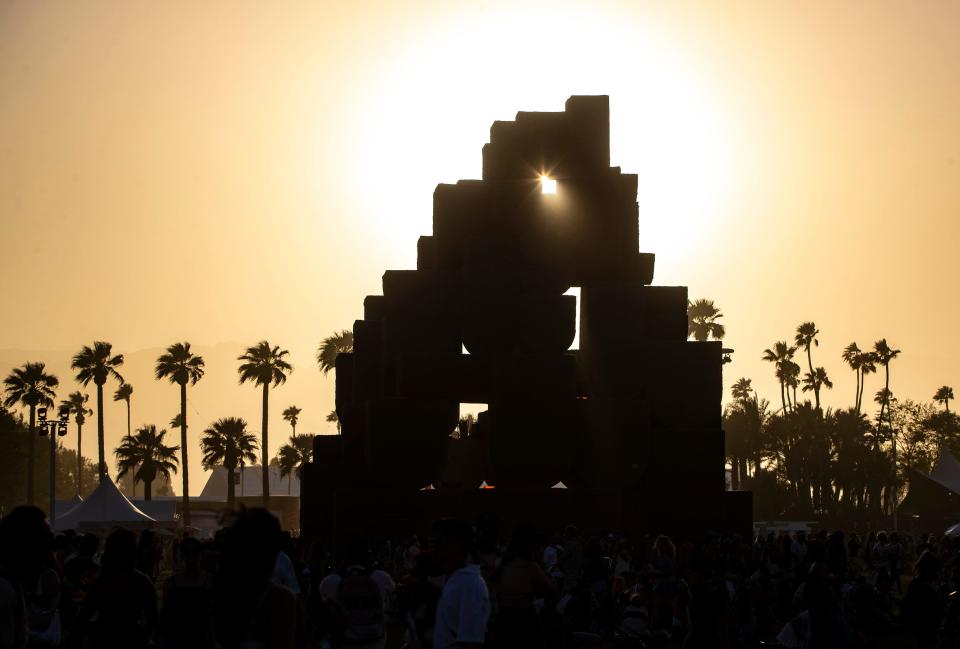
top-left (1, 0), bottom-right (958, 493)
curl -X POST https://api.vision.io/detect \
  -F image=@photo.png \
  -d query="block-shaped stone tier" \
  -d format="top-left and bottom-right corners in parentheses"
top-left (301, 96), bottom-right (750, 544)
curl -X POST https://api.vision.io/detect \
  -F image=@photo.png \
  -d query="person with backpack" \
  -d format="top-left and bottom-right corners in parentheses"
top-left (318, 537), bottom-right (395, 649)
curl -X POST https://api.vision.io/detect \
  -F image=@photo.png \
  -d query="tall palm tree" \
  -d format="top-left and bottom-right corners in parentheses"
top-left (276, 433), bottom-right (313, 495)
top-left (802, 367), bottom-right (834, 403)
top-left (316, 330), bottom-right (353, 375)
top-left (934, 386), bottom-right (954, 413)
top-left (238, 341), bottom-right (293, 508)
top-left (282, 406), bottom-right (302, 436)
top-left (687, 299), bottom-right (725, 342)
top-left (61, 391), bottom-right (92, 497)
top-left (842, 343), bottom-right (863, 412)
top-left (731, 378), bottom-right (753, 403)
top-left (858, 352), bottom-right (878, 416)
top-left (3, 362), bottom-right (59, 504)
top-left (762, 341), bottom-right (796, 414)
top-left (112, 383), bottom-right (134, 495)
top-left (784, 361), bottom-right (801, 411)
top-left (155, 342), bottom-right (205, 526)
top-left (114, 424), bottom-right (179, 501)
top-left (200, 417), bottom-right (258, 509)
top-left (795, 322), bottom-right (821, 410)
top-left (873, 339), bottom-right (901, 432)
top-left (71, 341), bottom-right (125, 482)
top-left (113, 383), bottom-right (133, 437)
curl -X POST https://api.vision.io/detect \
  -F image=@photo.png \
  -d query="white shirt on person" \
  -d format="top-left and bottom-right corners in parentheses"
top-left (434, 564), bottom-right (490, 649)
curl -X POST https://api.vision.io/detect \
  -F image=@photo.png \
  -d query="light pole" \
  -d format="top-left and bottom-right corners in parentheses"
top-left (37, 406), bottom-right (69, 523)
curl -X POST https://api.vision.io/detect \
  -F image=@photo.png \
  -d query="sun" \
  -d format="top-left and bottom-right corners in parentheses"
top-left (540, 175), bottom-right (557, 195)
top-left (347, 5), bottom-right (743, 264)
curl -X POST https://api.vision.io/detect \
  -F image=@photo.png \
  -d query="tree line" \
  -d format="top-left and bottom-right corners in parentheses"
top-left (689, 299), bottom-right (959, 523)
top-left (1, 331), bottom-right (354, 523)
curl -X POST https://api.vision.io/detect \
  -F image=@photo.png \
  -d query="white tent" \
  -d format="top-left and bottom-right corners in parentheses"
top-left (198, 465), bottom-right (298, 501)
top-left (54, 478), bottom-right (155, 531)
top-left (930, 449), bottom-right (960, 495)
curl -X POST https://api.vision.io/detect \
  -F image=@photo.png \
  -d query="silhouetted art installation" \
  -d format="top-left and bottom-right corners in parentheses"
top-left (301, 96), bottom-right (751, 540)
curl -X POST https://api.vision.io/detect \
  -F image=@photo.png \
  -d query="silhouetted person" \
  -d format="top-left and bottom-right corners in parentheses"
top-left (69, 528), bottom-right (157, 649)
top-left (317, 536), bottom-right (394, 649)
top-left (274, 532), bottom-right (301, 595)
top-left (432, 519), bottom-right (489, 649)
top-left (649, 534), bottom-right (679, 631)
top-left (492, 525), bottom-right (556, 649)
top-left (901, 551), bottom-right (943, 648)
top-left (60, 533), bottom-right (99, 630)
top-left (0, 506), bottom-right (54, 649)
top-left (214, 508), bottom-right (298, 649)
top-left (136, 529), bottom-right (159, 582)
top-left (394, 552), bottom-right (442, 649)
top-left (157, 537), bottom-right (213, 649)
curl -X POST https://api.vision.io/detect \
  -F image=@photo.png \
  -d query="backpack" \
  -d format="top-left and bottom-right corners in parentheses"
top-left (337, 567), bottom-right (385, 645)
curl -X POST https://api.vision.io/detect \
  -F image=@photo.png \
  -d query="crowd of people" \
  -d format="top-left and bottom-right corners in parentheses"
top-left (0, 505), bottom-right (954, 649)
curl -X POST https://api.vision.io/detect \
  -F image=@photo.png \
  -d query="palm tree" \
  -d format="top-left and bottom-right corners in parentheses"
top-left (155, 342), bottom-right (205, 526)
top-left (238, 341), bottom-right (293, 508)
top-left (687, 299), bottom-right (725, 342)
top-left (200, 417), bottom-right (258, 509)
top-left (873, 339), bottom-right (901, 432)
top-left (842, 343), bottom-right (863, 411)
top-left (61, 391), bottom-right (92, 497)
top-left (276, 433), bottom-right (313, 495)
top-left (71, 341), bottom-right (125, 482)
top-left (317, 329), bottom-right (353, 375)
top-left (795, 322), bottom-right (821, 410)
top-left (731, 378), bottom-right (753, 403)
top-left (934, 386), bottom-right (954, 413)
top-left (3, 362), bottom-right (59, 504)
top-left (784, 361), bottom-right (801, 410)
top-left (114, 424), bottom-right (179, 501)
top-left (858, 352), bottom-right (878, 416)
top-left (112, 383), bottom-right (134, 495)
top-left (762, 341), bottom-right (796, 414)
top-left (282, 406), bottom-right (302, 437)
top-left (113, 383), bottom-right (133, 437)
top-left (802, 367), bottom-right (834, 403)
top-left (326, 410), bottom-right (341, 433)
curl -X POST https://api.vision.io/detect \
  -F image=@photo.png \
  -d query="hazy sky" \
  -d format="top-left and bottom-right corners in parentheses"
top-left (1, 1), bottom-right (958, 493)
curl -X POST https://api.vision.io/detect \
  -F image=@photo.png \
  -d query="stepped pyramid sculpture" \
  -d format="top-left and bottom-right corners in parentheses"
top-left (301, 96), bottom-right (751, 540)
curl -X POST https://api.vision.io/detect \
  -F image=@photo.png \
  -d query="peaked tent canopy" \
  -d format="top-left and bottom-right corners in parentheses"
top-left (55, 478), bottom-right (155, 531)
top-left (930, 449), bottom-right (960, 495)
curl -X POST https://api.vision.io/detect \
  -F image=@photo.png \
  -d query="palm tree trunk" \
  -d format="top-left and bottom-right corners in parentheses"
top-left (807, 347), bottom-right (820, 411)
top-left (144, 479), bottom-right (152, 501)
top-left (227, 466), bottom-right (236, 508)
top-left (858, 368), bottom-right (866, 415)
top-left (76, 421), bottom-right (83, 497)
top-left (853, 368), bottom-right (860, 415)
top-left (96, 384), bottom-right (106, 482)
top-left (180, 383), bottom-right (191, 526)
top-left (779, 381), bottom-right (787, 415)
top-left (262, 384), bottom-right (270, 510)
top-left (288, 474), bottom-right (292, 495)
top-left (881, 365), bottom-right (891, 432)
top-left (27, 405), bottom-right (36, 505)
